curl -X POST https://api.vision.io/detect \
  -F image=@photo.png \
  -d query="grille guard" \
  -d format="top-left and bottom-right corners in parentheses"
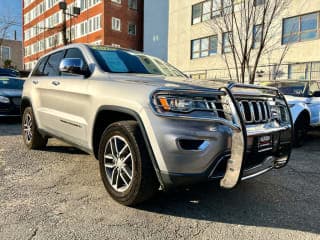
top-left (219, 84), bottom-right (293, 189)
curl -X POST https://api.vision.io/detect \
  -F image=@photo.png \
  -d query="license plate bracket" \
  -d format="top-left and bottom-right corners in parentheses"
top-left (258, 135), bottom-right (273, 152)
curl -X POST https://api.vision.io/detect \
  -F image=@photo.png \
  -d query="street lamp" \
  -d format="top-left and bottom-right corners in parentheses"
top-left (59, 1), bottom-right (81, 45)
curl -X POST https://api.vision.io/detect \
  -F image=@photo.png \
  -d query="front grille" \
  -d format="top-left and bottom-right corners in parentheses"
top-left (238, 100), bottom-right (271, 124)
top-left (11, 97), bottom-right (21, 106)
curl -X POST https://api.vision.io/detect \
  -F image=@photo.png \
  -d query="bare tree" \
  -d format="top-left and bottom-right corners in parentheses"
top-left (0, 16), bottom-right (18, 47)
top-left (207, 0), bottom-right (290, 84)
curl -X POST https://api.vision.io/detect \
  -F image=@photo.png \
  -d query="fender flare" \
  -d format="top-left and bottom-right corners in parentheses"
top-left (92, 105), bottom-right (165, 188)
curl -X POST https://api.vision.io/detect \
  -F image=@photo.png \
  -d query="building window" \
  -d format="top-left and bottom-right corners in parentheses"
top-left (253, 24), bottom-right (262, 48)
top-left (191, 35), bottom-right (218, 59)
top-left (192, 3), bottom-right (202, 24)
top-left (222, 32), bottom-right (232, 53)
top-left (111, 0), bottom-right (121, 4)
top-left (128, 0), bottom-right (137, 10)
top-left (254, 0), bottom-right (265, 6)
top-left (112, 17), bottom-right (121, 31)
top-left (0, 46), bottom-right (11, 60)
top-left (282, 12), bottom-right (320, 44)
top-left (192, 0), bottom-right (237, 24)
top-left (128, 23), bottom-right (136, 35)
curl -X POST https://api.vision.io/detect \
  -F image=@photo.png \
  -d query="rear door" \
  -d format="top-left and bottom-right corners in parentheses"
top-left (33, 50), bottom-right (66, 135)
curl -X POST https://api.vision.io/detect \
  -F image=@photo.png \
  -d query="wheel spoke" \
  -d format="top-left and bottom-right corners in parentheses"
top-left (118, 144), bottom-right (128, 157)
top-left (114, 138), bottom-right (119, 155)
top-left (122, 165), bottom-right (132, 180)
top-left (104, 154), bottom-right (114, 160)
top-left (111, 168), bottom-right (117, 186)
top-left (105, 162), bottom-right (115, 169)
top-left (122, 152), bottom-right (131, 163)
top-left (115, 169), bottom-right (120, 189)
top-left (120, 171), bottom-right (129, 186)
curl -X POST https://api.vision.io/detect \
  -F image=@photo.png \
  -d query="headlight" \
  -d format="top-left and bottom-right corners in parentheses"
top-left (0, 96), bottom-right (10, 104)
top-left (270, 103), bottom-right (290, 123)
top-left (157, 96), bottom-right (214, 113)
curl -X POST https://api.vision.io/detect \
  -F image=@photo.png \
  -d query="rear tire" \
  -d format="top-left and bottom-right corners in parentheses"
top-left (293, 115), bottom-right (309, 148)
top-left (22, 107), bottom-right (48, 149)
top-left (98, 121), bottom-right (159, 206)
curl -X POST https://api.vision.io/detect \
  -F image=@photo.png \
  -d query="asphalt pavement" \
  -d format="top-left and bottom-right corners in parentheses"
top-left (0, 118), bottom-right (320, 240)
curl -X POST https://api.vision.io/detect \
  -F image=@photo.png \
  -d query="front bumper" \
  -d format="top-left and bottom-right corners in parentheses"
top-left (148, 85), bottom-right (292, 189)
top-left (0, 101), bottom-right (21, 117)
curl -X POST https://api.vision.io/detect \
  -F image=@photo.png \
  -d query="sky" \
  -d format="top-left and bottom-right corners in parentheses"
top-left (0, 0), bottom-right (22, 41)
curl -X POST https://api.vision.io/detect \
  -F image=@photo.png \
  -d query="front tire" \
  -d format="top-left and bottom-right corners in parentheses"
top-left (22, 107), bottom-right (48, 149)
top-left (98, 121), bottom-right (159, 206)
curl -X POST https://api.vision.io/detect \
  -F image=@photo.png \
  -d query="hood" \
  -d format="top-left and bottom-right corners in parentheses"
top-left (108, 73), bottom-right (231, 91)
top-left (0, 88), bottom-right (22, 97)
top-left (284, 95), bottom-right (308, 104)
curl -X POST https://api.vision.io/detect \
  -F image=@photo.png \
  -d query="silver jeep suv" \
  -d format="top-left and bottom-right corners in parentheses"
top-left (22, 44), bottom-right (293, 205)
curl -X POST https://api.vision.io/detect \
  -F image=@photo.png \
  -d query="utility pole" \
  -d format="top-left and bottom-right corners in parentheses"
top-left (59, 1), bottom-right (80, 45)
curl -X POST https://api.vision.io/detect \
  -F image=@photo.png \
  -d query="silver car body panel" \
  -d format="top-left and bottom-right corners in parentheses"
top-left (22, 44), bottom-right (292, 188)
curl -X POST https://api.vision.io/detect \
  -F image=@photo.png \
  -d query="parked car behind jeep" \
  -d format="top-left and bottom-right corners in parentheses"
top-left (21, 44), bottom-right (293, 205)
top-left (262, 81), bottom-right (320, 147)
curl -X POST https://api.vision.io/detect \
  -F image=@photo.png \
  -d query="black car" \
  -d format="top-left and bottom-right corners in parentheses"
top-left (0, 77), bottom-right (24, 117)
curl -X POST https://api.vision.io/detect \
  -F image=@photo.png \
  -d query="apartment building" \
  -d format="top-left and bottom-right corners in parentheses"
top-left (23, 0), bottom-right (143, 70)
top-left (167, 0), bottom-right (320, 80)
top-left (0, 39), bottom-right (23, 70)
top-left (144, 0), bottom-right (320, 81)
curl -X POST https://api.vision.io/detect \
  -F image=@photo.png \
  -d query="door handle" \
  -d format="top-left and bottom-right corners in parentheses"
top-left (32, 79), bottom-right (39, 85)
top-left (51, 81), bottom-right (60, 86)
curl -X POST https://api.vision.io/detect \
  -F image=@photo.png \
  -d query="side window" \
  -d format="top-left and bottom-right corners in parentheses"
top-left (64, 48), bottom-right (87, 65)
top-left (62, 48), bottom-right (89, 76)
top-left (32, 56), bottom-right (48, 76)
top-left (43, 51), bottom-right (65, 76)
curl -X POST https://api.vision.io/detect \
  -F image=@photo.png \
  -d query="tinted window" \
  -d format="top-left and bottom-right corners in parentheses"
top-left (62, 48), bottom-right (89, 76)
top-left (0, 77), bottom-right (24, 89)
top-left (32, 56), bottom-right (49, 76)
top-left (90, 46), bottom-right (185, 77)
top-left (43, 51), bottom-right (65, 76)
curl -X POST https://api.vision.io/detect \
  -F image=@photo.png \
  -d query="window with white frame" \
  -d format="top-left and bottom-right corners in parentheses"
top-left (112, 17), bottom-right (121, 31)
top-left (128, 23), bottom-right (136, 35)
top-left (111, 0), bottom-right (121, 4)
top-left (222, 31), bottom-right (232, 53)
top-left (0, 46), bottom-right (11, 60)
top-left (128, 0), bottom-right (137, 10)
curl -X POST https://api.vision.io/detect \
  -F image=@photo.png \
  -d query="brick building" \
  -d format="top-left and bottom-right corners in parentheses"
top-left (0, 39), bottom-right (23, 70)
top-left (23, 0), bottom-right (143, 70)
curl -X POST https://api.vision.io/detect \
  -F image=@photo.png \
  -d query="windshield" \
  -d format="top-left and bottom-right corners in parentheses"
top-left (264, 82), bottom-right (308, 97)
top-left (0, 77), bottom-right (24, 90)
top-left (89, 46), bottom-right (186, 78)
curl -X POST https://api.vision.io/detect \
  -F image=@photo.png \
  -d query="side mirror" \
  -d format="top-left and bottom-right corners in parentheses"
top-left (59, 58), bottom-right (86, 75)
top-left (312, 91), bottom-right (320, 97)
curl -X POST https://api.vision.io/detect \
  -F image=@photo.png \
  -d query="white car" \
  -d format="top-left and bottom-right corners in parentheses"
top-left (264, 81), bottom-right (320, 146)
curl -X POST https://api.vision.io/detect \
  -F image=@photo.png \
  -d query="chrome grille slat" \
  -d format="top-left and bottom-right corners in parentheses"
top-left (237, 99), bottom-right (271, 124)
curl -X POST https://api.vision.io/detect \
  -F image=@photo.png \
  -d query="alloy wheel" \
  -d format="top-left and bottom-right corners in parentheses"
top-left (104, 135), bottom-right (134, 192)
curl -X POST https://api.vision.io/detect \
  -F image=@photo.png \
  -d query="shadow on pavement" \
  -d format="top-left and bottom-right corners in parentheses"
top-left (138, 129), bottom-right (320, 235)
top-left (138, 179), bottom-right (319, 234)
top-left (44, 145), bottom-right (88, 155)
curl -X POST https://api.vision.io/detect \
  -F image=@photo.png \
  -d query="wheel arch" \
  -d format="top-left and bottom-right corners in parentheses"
top-left (92, 106), bottom-right (164, 187)
top-left (21, 97), bottom-right (32, 115)
top-left (295, 109), bottom-right (311, 125)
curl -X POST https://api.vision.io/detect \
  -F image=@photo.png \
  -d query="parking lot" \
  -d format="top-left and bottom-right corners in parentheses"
top-left (0, 119), bottom-right (319, 240)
